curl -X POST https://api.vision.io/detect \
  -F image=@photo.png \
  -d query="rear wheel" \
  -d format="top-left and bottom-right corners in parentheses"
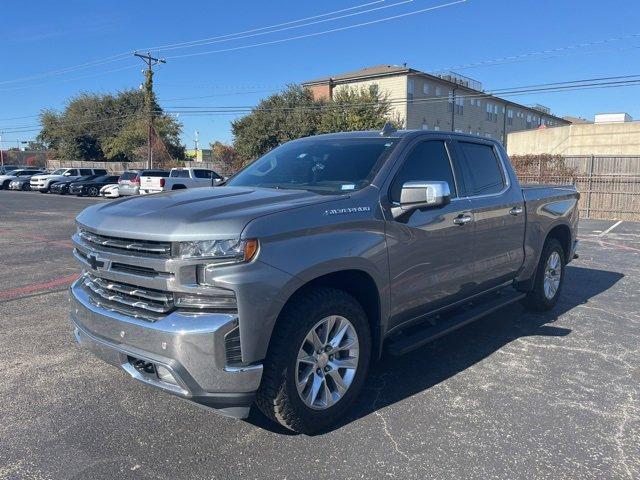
top-left (21, 183), bottom-right (29, 191)
top-left (522, 238), bottom-right (565, 311)
top-left (256, 288), bottom-right (371, 434)
top-left (87, 186), bottom-right (99, 197)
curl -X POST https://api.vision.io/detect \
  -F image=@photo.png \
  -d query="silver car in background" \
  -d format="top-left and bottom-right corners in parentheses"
top-left (118, 169), bottom-right (169, 196)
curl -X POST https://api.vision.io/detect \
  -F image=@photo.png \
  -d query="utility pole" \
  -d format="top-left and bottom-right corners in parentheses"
top-left (134, 51), bottom-right (165, 169)
top-left (194, 130), bottom-right (199, 159)
top-left (0, 133), bottom-right (4, 168)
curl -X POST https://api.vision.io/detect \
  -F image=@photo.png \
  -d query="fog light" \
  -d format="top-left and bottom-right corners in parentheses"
top-left (156, 365), bottom-right (178, 386)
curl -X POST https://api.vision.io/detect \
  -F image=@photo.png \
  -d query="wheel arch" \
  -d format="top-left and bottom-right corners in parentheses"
top-left (270, 269), bottom-right (383, 362)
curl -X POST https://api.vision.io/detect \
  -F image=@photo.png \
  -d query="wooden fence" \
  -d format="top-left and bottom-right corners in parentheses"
top-left (518, 173), bottom-right (640, 221)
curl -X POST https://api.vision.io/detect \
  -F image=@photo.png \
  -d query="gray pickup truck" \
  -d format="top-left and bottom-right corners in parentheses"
top-left (70, 128), bottom-right (579, 433)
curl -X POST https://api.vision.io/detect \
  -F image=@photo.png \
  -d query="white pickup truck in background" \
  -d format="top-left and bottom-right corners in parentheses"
top-left (139, 168), bottom-right (224, 194)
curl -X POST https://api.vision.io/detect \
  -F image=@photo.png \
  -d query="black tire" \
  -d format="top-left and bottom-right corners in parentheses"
top-left (256, 287), bottom-right (371, 434)
top-left (21, 183), bottom-right (30, 191)
top-left (87, 187), bottom-right (99, 197)
top-left (522, 238), bottom-right (565, 311)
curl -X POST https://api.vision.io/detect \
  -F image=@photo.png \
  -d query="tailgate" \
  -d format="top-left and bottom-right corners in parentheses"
top-left (140, 176), bottom-right (163, 190)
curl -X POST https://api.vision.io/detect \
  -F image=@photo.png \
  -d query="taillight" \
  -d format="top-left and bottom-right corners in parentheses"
top-left (160, 178), bottom-right (165, 188)
top-left (132, 175), bottom-right (140, 185)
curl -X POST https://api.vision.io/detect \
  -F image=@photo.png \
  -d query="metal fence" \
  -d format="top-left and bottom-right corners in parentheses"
top-left (518, 174), bottom-right (640, 221)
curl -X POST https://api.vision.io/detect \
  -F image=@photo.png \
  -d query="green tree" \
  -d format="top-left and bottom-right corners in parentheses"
top-left (319, 85), bottom-right (399, 133)
top-left (231, 85), bottom-right (323, 163)
top-left (37, 90), bottom-right (183, 163)
top-left (231, 84), bottom-right (400, 163)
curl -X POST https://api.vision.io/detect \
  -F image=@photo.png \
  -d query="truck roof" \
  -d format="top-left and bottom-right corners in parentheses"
top-left (298, 129), bottom-right (502, 146)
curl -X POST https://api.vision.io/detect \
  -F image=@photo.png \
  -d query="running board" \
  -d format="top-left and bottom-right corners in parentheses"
top-left (386, 289), bottom-right (526, 356)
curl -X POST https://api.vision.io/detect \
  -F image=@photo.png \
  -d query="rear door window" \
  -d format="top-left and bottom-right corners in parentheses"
top-left (456, 142), bottom-right (505, 196)
top-left (79, 169), bottom-right (93, 175)
top-left (170, 170), bottom-right (190, 178)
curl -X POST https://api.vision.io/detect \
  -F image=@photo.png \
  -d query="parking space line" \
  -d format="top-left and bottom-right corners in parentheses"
top-left (599, 220), bottom-right (623, 237)
top-left (0, 273), bottom-right (79, 301)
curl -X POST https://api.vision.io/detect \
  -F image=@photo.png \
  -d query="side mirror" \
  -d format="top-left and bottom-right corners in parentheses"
top-left (399, 181), bottom-right (451, 211)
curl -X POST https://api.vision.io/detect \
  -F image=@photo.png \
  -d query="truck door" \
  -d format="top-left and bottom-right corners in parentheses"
top-left (383, 138), bottom-right (475, 329)
top-left (452, 140), bottom-right (526, 292)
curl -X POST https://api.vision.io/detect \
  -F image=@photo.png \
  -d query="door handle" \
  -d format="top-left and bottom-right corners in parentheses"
top-left (453, 214), bottom-right (472, 225)
top-left (509, 206), bottom-right (524, 216)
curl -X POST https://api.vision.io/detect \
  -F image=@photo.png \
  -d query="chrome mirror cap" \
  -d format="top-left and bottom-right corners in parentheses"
top-left (399, 181), bottom-right (451, 211)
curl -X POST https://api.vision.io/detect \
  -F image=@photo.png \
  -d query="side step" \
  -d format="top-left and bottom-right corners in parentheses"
top-left (386, 289), bottom-right (526, 356)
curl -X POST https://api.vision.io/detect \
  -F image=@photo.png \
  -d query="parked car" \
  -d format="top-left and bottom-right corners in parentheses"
top-left (0, 165), bottom-right (42, 175)
top-left (50, 174), bottom-right (103, 195)
top-left (30, 168), bottom-right (107, 193)
top-left (118, 169), bottom-right (168, 196)
top-left (99, 184), bottom-right (120, 198)
top-left (8, 175), bottom-right (39, 191)
top-left (70, 128), bottom-right (579, 433)
top-left (139, 167), bottom-right (223, 194)
top-left (0, 169), bottom-right (45, 189)
top-left (69, 175), bottom-right (121, 196)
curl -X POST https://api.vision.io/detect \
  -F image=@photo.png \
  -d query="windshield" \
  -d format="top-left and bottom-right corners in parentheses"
top-left (228, 137), bottom-right (398, 194)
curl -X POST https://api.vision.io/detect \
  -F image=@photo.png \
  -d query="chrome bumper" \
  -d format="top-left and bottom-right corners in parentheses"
top-left (69, 278), bottom-right (262, 418)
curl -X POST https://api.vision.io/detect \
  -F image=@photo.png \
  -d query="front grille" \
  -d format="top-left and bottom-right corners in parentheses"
top-left (78, 229), bottom-right (171, 257)
top-left (82, 274), bottom-right (174, 320)
top-left (110, 262), bottom-right (163, 277)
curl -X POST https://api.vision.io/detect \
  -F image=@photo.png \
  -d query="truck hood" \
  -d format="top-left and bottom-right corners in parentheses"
top-left (76, 186), bottom-right (341, 241)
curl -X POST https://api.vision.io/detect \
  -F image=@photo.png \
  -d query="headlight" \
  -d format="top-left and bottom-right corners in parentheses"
top-left (178, 238), bottom-right (258, 263)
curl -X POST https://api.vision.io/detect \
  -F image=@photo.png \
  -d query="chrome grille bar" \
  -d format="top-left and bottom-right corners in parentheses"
top-left (79, 230), bottom-right (171, 256)
top-left (83, 274), bottom-right (174, 314)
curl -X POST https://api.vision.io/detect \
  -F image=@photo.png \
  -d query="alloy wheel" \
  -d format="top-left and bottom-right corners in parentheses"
top-left (295, 315), bottom-right (359, 410)
top-left (543, 251), bottom-right (562, 300)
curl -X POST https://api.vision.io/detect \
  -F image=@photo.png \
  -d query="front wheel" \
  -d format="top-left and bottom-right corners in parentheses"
top-left (87, 187), bottom-right (99, 197)
top-left (256, 288), bottom-right (371, 434)
top-left (522, 238), bottom-right (565, 311)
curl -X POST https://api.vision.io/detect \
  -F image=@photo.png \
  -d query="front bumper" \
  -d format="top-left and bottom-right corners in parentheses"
top-left (69, 278), bottom-right (263, 418)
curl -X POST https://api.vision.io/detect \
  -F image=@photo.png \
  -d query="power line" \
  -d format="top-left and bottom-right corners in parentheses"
top-left (143, 0), bottom-right (386, 52)
top-left (150, 0), bottom-right (413, 53)
top-left (160, 75), bottom-right (640, 115)
top-left (166, 0), bottom-right (468, 59)
top-left (0, 52), bottom-right (132, 87)
top-left (430, 32), bottom-right (640, 73)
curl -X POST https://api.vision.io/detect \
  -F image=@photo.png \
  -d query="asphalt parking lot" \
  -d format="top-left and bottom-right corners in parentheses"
top-left (0, 190), bottom-right (638, 480)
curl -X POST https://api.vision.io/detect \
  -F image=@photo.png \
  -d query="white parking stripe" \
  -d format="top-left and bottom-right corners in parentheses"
top-left (598, 220), bottom-right (623, 237)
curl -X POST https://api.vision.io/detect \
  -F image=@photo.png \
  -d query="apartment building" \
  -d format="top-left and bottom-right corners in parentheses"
top-left (302, 64), bottom-right (570, 144)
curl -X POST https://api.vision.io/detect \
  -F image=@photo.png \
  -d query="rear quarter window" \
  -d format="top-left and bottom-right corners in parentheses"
top-left (170, 170), bottom-right (190, 178)
top-left (457, 142), bottom-right (506, 196)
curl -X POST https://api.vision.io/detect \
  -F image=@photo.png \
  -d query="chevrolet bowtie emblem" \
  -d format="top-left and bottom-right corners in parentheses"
top-left (87, 253), bottom-right (105, 270)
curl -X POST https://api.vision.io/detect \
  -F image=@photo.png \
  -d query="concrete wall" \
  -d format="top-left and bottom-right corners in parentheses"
top-left (507, 122), bottom-right (640, 156)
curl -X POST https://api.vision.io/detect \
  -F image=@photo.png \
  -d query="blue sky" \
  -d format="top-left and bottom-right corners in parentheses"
top-left (1, 0), bottom-right (639, 149)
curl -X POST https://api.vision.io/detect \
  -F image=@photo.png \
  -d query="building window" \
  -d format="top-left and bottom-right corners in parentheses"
top-left (454, 128), bottom-right (463, 133)
top-left (422, 83), bottom-right (429, 95)
top-left (454, 96), bottom-right (464, 115)
top-left (434, 125), bottom-right (440, 131)
top-left (486, 102), bottom-right (497, 122)
top-left (435, 86), bottom-right (442, 96)
top-left (422, 123), bottom-right (429, 130)
top-left (407, 78), bottom-right (414, 101)
top-left (526, 114), bottom-right (532, 129)
top-left (507, 109), bottom-right (514, 125)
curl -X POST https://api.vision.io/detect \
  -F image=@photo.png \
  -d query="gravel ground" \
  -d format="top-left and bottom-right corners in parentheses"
top-left (0, 190), bottom-right (638, 480)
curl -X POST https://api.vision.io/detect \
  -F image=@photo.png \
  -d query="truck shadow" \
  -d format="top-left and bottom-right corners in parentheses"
top-left (247, 265), bottom-right (623, 436)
